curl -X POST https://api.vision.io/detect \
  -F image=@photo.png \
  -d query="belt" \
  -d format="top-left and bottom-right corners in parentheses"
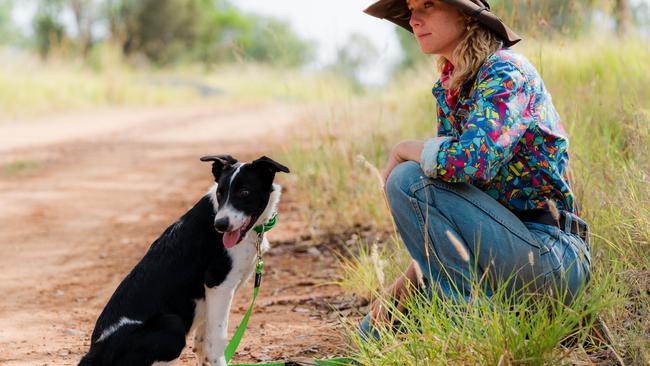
top-left (515, 209), bottom-right (589, 242)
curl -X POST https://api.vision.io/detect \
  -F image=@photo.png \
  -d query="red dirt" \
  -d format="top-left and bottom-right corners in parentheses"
top-left (0, 105), bottom-right (358, 365)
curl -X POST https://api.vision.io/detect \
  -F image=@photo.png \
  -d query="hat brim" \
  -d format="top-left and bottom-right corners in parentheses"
top-left (364, 0), bottom-right (522, 47)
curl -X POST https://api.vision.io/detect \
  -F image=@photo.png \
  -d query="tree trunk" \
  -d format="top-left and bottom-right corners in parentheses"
top-left (70, 0), bottom-right (92, 57)
top-left (615, 0), bottom-right (631, 37)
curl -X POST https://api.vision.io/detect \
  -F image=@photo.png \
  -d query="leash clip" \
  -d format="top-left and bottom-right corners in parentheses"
top-left (254, 231), bottom-right (264, 288)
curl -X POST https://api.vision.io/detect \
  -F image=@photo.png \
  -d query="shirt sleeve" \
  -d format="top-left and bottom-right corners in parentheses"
top-left (421, 61), bottom-right (532, 184)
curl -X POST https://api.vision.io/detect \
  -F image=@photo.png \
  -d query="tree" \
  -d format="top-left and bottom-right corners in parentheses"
top-left (0, 0), bottom-right (14, 44)
top-left (614, 0), bottom-right (631, 36)
top-left (394, 27), bottom-right (426, 72)
top-left (329, 33), bottom-right (378, 89)
top-left (100, 0), bottom-right (312, 66)
top-left (128, 0), bottom-right (202, 63)
top-left (33, 0), bottom-right (65, 59)
top-left (69, 0), bottom-right (99, 56)
top-left (235, 16), bottom-right (314, 67)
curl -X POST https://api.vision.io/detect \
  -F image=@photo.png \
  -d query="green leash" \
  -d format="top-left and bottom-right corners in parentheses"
top-left (223, 214), bottom-right (356, 366)
top-left (253, 213), bottom-right (277, 234)
top-left (224, 214), bottom-right (273, 362)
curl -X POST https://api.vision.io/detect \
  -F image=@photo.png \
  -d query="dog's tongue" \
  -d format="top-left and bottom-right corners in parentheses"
top-left (223, 230), bottom-right (241, 249)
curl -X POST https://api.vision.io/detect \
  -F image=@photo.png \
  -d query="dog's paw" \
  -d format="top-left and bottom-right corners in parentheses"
top-left (201, 355), bottom-right (226, 366)
top-left (193, 335), bottom-right (205, 357)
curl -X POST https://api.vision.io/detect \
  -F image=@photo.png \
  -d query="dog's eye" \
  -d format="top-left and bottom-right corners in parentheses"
top-left (237, 189), bottom-right (250, 198)
top-left (216, 191), bottom-right (224, 201)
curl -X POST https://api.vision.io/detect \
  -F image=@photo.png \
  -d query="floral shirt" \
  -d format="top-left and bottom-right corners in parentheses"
top-left (420, 48), bottom-right (577, 214)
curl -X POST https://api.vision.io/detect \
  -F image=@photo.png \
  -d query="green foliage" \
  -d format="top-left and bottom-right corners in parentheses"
top-left (235, 16), bottom-right (314, 68)
top-left (33, 0), bottom-right (66, 59)
top-left (0, 0), bottom-right (14, 44)
top-left (125, 0), bottom-right (202, 64)
top-left (4, 0), bottom-right (311, 66)
top-left (394, 27), bottom-right (426, 72)
top-left (193, 7), bottom-right (314, 67)
top-left (33, 15), bottom-right (65, 59)
top-left (89, 0), bottom-right (313, 66)
top-left (327, 33), bottom-right (378, 90)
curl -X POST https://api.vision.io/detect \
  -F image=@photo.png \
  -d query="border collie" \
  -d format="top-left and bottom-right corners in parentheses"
top-left (79, 155), bottom-right (290, 366)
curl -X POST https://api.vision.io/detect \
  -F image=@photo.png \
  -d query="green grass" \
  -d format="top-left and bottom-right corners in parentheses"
top-left (344, 267), bottom-right (619, 365)
top-left (282, 37), bottom-right (650, 364)
top-left (2, 160), bottom-right (42, 175)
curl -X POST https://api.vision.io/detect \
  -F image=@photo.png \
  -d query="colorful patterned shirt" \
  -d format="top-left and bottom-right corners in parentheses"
top-left (420, 48), bottom-right (577, 214)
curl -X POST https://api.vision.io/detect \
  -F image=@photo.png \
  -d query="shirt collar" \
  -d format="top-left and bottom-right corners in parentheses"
top-left (432, 60), bottom-right (459, 115)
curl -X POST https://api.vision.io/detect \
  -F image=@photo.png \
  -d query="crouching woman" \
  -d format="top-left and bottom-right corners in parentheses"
top-left (360, 0), bottom-right (591, 336)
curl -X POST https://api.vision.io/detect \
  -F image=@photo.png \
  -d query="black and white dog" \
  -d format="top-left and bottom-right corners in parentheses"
top-left (80, 155), bottom-right (290, 366)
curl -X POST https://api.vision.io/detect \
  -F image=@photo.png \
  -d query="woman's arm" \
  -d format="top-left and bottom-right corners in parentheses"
top-left (421, 61), bottom-right (532, 185)
top-left (382, 140), bottom-right (425, 182)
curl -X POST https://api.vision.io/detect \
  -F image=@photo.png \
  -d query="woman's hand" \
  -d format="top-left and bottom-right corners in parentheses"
top-left (369, 274), bottom-right (408, 326)
top-left (369, 262), bottom-right (423, 327)
top-left (382, 140), bottom-right (424, 183)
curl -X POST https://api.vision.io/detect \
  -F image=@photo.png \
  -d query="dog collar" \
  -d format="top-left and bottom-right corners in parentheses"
top-left (253, 213), bottom-right (277, 234)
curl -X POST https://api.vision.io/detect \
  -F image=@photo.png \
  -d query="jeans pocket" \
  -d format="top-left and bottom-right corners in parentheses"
top-left (543, 234), bottom-right (590, 303)
top-left (526, 223), bottom-right (563, 292)
top-left (568, 233), bottom-right (591, 269)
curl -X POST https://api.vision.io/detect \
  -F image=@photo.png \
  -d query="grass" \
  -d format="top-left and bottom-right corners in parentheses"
top-left (0, 45), bottom-right (356, 122)
top-left (343, 266), bottom-right (619, 365)
top-left (2, 160), bottom-right (42, 175)
top-left (281, 36), bottom-right (650, 364)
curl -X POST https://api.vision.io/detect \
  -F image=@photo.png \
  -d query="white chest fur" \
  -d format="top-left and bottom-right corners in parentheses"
top-left (195, 232), bottom-right (269, 366)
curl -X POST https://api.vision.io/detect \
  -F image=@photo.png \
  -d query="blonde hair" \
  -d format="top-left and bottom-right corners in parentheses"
top-left (437, 2), bottom-right (502, 92)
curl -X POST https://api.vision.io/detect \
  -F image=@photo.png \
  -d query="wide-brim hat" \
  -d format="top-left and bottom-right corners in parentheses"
top-left (364, 0), bottom-right (522, 47)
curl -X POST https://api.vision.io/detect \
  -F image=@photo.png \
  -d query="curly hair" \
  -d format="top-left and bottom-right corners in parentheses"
top-left (436, 0), bottom-right (502, 91)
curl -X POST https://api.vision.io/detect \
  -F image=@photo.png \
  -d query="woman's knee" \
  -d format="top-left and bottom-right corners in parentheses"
top-left (386, 161), bottom-right (425, 205)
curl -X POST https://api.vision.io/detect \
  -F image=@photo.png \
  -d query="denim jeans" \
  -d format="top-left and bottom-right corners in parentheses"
top-left (359, 161), bottom-right (591, 339)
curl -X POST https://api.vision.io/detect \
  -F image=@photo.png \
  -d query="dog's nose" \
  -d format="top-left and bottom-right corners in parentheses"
top-left (213, 217), bottom-right (230, 232)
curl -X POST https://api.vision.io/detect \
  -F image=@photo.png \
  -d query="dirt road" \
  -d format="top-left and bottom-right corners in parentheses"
top-left (0, 104), bottom-right (355, 365)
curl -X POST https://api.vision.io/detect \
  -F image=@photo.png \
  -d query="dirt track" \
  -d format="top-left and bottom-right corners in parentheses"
top-left (0, 104), bottom-right (355, 365)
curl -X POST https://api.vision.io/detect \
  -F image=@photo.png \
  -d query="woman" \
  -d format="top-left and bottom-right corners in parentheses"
top-left (360, 0), bottom-right (591, 337)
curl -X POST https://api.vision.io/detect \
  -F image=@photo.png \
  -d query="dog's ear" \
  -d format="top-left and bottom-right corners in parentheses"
top-left (250, 156), bottom-right (290, 174)
top-left (200, 155), bottom-right (238, 181)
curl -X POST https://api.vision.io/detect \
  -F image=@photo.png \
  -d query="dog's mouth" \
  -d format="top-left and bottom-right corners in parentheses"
top-left (222, 217), bottom-right (253, 249)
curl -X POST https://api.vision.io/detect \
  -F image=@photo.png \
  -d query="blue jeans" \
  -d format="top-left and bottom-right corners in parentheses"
top-left (359, 161), bottom-right (591, 339)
